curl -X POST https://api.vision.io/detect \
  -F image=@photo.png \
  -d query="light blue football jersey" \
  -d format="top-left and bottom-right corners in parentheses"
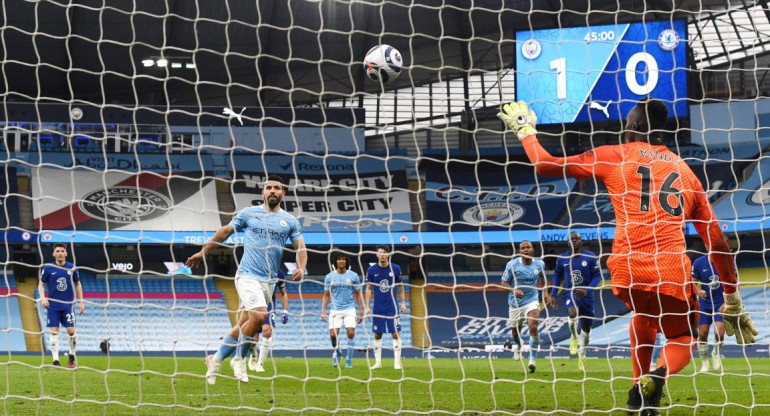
top-left (501, 257), bottom-right (545, 308)
top-left (228, 204), bottom-right (302, 283)
top-left (324, 269), bottom-right (362, 311)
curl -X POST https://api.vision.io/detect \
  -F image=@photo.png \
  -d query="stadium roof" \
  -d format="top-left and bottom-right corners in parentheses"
top-left (0, 0), bottom-right (750, 108)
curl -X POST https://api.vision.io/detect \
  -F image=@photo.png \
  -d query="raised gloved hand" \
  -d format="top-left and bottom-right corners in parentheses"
top-left (497, 101), bottom-right (538, 141)
top-left (721, 291), bottom-right (758, 344)
top-left (281, 309), bottom-right (289, 325)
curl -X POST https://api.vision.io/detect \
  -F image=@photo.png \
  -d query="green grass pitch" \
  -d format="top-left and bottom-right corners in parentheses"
top-left (1, 355), bottom-right (768, 415)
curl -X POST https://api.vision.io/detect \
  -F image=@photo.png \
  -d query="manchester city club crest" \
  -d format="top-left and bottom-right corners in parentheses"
top-left (521, 39), bottom-right (542, 60)
top-left (79, 187), bottom-right (172, 223)
top-left (461, 203), bottom-right (524, 226)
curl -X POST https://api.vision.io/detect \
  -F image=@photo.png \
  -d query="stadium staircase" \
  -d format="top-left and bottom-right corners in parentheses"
top-left (16, 176), bottom-right (35, 230)
top-left (408, 278), bottom-right (430, 348)
top-left (214, 277), bottom-right (238, 326)
top-left (15, 278), bottom-right (43, 352)
top-left (215, 179), bottom-right (236, 225)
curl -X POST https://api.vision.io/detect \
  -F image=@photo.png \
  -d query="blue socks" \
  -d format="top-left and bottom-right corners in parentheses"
top-left (237, 335), bottom-right (255, 360)
top-left (529, 336), bottom-right (540, 361)
top-left (215, 333), bottom-right (238, 361)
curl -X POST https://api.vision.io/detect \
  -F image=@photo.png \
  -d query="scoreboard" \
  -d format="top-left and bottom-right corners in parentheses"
top-left (515, 20), bottom-right (688, 124)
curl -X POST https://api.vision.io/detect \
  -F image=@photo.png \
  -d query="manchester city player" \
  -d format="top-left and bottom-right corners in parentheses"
top-left (322, 252), bottom-right (364, 368)
top-left (38, 243), bottom-right (85, 368)
top-left (364, 245), bottom-right (407, 370)
top-left (548, 232), bottom-right (602, 371)
top-left (501, 240), bottom-right (548, 373)
top-left (187, 175), bottom-right (306, 385)
top-left (692, 254), bottom-right (726, 372)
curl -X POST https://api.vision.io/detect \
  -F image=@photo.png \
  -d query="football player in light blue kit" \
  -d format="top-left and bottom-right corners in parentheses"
top-left (501, 240), bottom-right (548, 373)
top-left (38, 243), bottom-right (85, 368)
top-left (364, 245), bottom-right (407, 370)
top-left (548, 232), bottom-right (602, 371)
top-left (322, 252), bottom-right (364, 368)
top-left (187, 175), bottom-right (306, 385)
top-left (692, 254), bottom-right (726, 372)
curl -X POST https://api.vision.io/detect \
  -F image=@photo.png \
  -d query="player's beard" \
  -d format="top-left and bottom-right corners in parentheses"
top-left (266, 195), bottom-right (282, 209)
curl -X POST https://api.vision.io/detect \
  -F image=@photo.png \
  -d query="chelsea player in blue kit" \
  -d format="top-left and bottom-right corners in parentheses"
top-left (187, 175), bottom-right (307, 385)
top-left (501, 240), bottom-right (548, 373)
top-left (548, 232), bottom-right (602, 371)
top-left (364, 245), bottom-right (407, 370)
top-left (322, 252), bottom-right (364, 368)
top-left (38, 243), bottom-right (85, 368)
top-left (692, 254), bottom-right (725, 372)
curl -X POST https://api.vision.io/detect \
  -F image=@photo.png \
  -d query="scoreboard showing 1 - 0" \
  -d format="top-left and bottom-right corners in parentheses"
top-left (515, 20), bottom-right (687, 125)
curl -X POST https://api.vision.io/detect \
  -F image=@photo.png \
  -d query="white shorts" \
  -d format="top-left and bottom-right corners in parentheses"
top-left (508, 301), bottom-right (540, 328)
top-left (328, 308), bottom-right (357, 330)
top-left (235, 274), bottom-right (274, 311)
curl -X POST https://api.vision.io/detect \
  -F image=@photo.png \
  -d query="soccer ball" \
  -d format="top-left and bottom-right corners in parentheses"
top-left (363, 44), bottom-right (403, 84)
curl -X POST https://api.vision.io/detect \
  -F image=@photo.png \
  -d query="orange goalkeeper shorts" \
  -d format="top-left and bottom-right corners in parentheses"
top-left (612, 287), bottom-right (699, 339)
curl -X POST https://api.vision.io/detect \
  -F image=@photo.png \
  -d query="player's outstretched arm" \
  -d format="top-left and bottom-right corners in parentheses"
top-left (186, 225), bottom-right (234, 268)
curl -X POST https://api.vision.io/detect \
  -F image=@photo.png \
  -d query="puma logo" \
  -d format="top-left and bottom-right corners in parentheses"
top-left (223, 107), bottom-right (246, 125)
top-left (589, 101), bottom-right (610, 118)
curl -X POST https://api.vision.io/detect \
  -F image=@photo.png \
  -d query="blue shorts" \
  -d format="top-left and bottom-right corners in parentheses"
top-left (565, 295), bottom-right (595, 327)
top-left (698, 304), bottom-right (724, 326)
top-left (47, 307), bottom-right (75, 328)
top-left (372, 316), bottom-right (401, 334)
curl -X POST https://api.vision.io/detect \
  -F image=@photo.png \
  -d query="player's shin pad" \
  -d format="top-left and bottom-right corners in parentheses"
top-left (722, 292), bottom-right (758, 345)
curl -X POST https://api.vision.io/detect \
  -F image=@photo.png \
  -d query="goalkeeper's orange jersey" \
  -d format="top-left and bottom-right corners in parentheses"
top-left (522, 137), bottom-right (736, 302)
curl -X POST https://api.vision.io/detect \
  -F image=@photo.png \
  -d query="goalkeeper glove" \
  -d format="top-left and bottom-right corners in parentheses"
top-left (497, 101), bottom-right (538, 141)
top-left (722, 291), bottom-right (758, 345)
top-left (281, 310), bottom-right (289, 325)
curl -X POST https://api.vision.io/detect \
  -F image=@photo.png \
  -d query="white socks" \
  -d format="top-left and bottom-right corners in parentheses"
top-left (50, 333), bottom-right (60, 361)
top-left (69, 335), bottom-right (77, 356)
top-left (569, 317), bottom-right (578, 339)
top-left (373, 338), bottom-right (383, 363)
top-left (258, 337), bottom-right (273, 366)
top-left (394, 338), bottom-right (402, 364)
top-left (579, 330), bottom-right (590, 352)
top-left (698, 342), bottom-right (709, 359)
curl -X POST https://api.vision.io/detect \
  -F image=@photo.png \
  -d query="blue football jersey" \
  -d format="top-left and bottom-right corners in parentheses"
top-left (324, 270), bottom-right (362, 311)
top-left (691, 255), bottom-right (724, 309)
top-left (366, 263), bottom-right (402, 314)
top-left (551, 250), bottom-right (602, 297)
top-left (501, 257), bottom-right (545, 308)
top-left (228, 204), bottom-right (303, 283)
top-left (40, 262), bottom-right (80, 310)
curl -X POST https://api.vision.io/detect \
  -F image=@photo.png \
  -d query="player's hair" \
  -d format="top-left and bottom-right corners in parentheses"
top-left (635, 98), bottom-right (668, 133)
top-left (332, 251), bottom-right (350, 269)
top-left (265, 174), bottom-right (285, 185)
top-left (52, 243), bottom-right (67, 250)
top-left (375, 244), bottom-right (390, 253)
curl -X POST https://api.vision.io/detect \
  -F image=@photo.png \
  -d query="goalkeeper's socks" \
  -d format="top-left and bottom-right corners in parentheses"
top-left (237, 335), bottom-right (255, 360)
top-left (215, 333), bottom-right (238, 361)
top-left (529, 336), bottom-right (540, 360)
top-left (662, 335), bottom-right (695, 375)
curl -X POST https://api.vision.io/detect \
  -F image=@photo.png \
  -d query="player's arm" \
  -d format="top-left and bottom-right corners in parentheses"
top-left (37, 273), bottom-right (48, 309)
top-left (354, 287), bottom-right (364, 324)
top-left (291, 238), bottom-right (307, 281)
top-left (691, 191), bottom-right (757, 344)
top-left (186, 225), bottom-right (235, 268)
top-left (537, 269), bottom-right (550, 306)
top-left (321, 289), bottom-right (330, 322)
top-left (501, 266), bottom-right (523, 298)
top-left (75, 280), bottom-right (85, 314)
top-left (398, 280), bottom-right (407, 315)
top-left (364, 280), bottom-right (372, 318)
top-left (548, 261), bottom-right (564, 308)
top-left (279, 285), bottom-right (289, 324)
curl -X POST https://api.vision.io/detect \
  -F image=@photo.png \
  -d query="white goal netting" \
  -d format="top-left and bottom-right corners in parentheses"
top-left (0, 1), bottom-right (769, 415)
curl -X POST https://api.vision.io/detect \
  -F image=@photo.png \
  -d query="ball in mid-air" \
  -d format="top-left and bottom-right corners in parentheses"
top-left (363, 44), bottom-right (403, 84)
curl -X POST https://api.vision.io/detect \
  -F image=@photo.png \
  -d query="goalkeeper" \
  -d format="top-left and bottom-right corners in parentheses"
top-left (499, 99), bottom-right (757, 415)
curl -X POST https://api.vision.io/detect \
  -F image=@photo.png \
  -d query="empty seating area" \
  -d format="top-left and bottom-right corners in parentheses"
top-left (0, 274), bottom-right (26, 351)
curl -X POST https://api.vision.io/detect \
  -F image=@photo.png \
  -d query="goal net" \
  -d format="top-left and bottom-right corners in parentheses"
top-left (0, 1), bottom-right (769, 414)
